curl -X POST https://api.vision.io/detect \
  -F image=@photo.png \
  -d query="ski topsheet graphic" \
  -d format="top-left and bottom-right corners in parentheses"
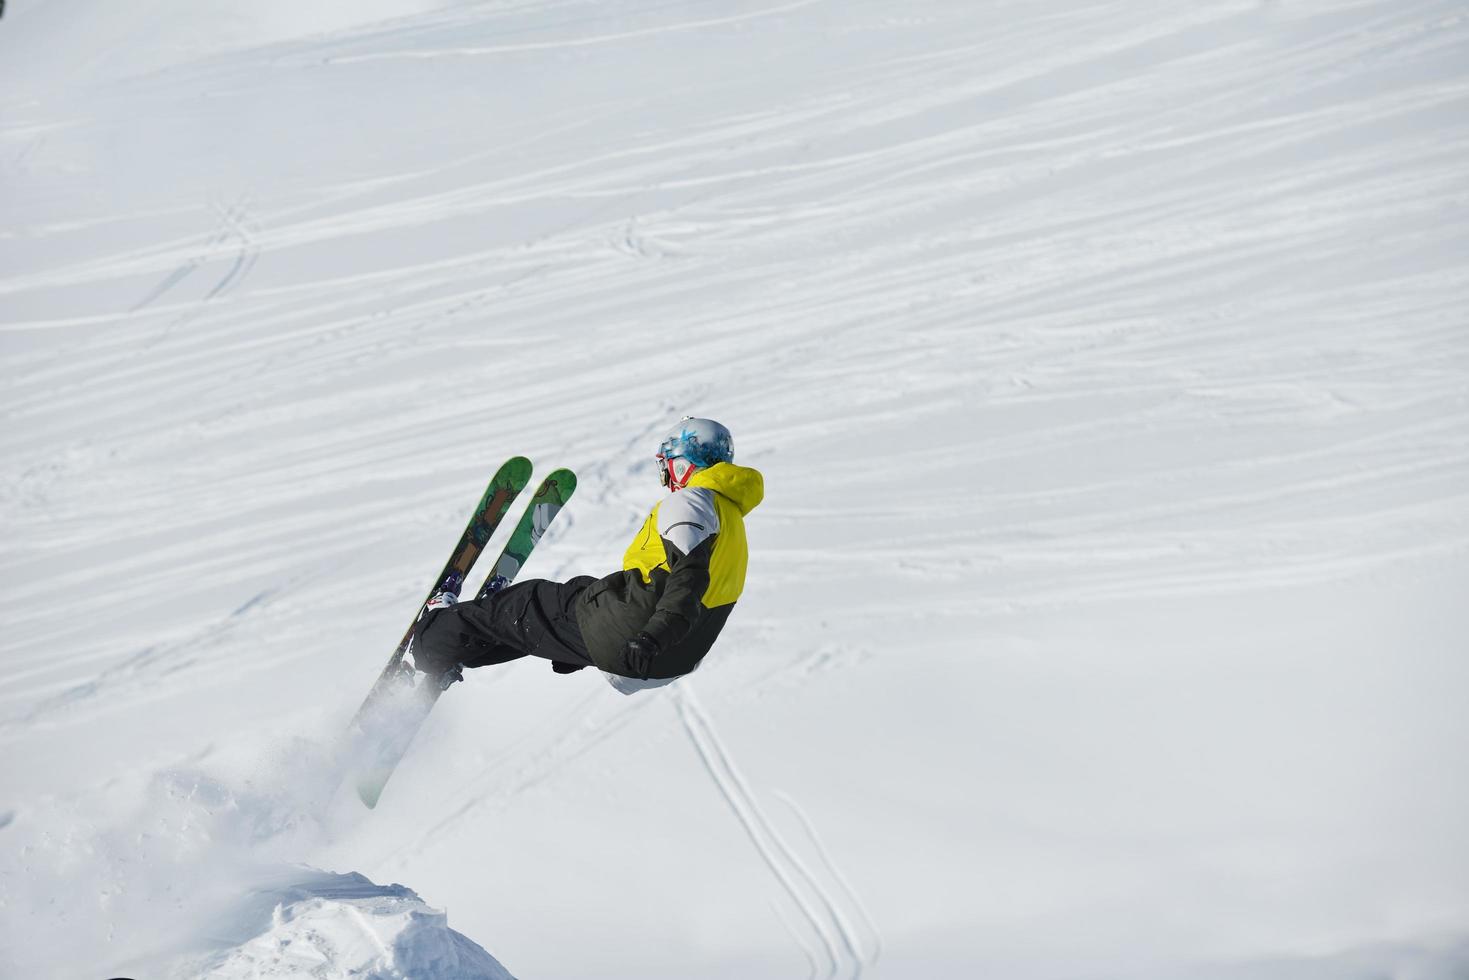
top-left (476, 468), bottom-right (577, 600)
top-left (348, 465), bottom-right (578, 808)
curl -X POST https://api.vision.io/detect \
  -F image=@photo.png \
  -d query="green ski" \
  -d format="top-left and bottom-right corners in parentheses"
top-left (343, 458), bottom-right (531, 772)
top-left (475, 467), bottom-right (578, 599)
top-left (353, 467), bottom-right (578, 808)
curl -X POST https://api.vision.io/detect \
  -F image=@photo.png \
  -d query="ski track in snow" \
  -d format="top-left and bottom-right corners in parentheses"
top-left (127, 194), bottom-right (261, 318)
top-left (772, 789), bottom-right (885, 970)
top-left (674, 683), bottom-right (876, 980)
top-left (326, 0), bottom-right (829, 64)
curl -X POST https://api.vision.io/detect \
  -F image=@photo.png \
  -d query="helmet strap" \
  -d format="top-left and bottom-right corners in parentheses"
top-left (661, 456), bottom-right (698, 490)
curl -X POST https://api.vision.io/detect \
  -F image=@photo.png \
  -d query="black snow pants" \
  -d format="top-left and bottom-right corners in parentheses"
top-left (413, 576), bottom-right (597, 674)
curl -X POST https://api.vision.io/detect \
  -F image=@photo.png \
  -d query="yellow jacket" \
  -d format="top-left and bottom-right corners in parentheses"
top-left (575, 462), bottom-right (764, 680)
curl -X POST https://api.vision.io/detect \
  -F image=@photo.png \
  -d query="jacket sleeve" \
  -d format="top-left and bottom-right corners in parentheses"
top-left (640, 533), bottom-right (715, 648)
top-left (638, 488), bottom-right (721, 649)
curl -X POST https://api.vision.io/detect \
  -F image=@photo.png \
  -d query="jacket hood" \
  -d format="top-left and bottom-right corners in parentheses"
top-left (687, 462), bottom-right (763, 515)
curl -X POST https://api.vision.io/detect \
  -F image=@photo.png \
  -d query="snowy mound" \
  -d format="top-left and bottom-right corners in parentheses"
top-left (0, 759), bottom-right (521, 978)
top-left (187, 869), bottom-right (514, 980)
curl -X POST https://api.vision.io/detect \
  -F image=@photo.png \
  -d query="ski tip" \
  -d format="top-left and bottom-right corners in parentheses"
top-left (356, 779), bottom-right (385, 809)
top-left (498, 455), bottom-right (534, 489)
top-left (540, 468), bottom-right (577, 498)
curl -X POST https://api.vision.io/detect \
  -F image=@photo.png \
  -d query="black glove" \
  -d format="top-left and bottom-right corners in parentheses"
top-left (624, 632), bottom-right (661, 680)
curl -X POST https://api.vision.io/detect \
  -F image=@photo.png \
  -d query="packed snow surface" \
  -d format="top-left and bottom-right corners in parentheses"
top-left (2, 0), bottom-right (1467, 978)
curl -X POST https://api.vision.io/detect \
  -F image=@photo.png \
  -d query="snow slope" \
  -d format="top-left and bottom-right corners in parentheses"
top-left (2, 0), bottom-right (1468, 977)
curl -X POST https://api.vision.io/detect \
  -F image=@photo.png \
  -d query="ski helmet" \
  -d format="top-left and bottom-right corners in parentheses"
top-left (656, 417), bottom-right (733, 489)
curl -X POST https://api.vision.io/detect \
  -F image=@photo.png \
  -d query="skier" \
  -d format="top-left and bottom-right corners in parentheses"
top-left (411, 418), bottom-right (763, 694)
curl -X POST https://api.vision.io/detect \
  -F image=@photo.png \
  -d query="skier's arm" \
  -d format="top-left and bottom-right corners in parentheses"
top-left (640, 533), bottom-right (715, 649)
top-left (638, 489), bottom-right (720, 649)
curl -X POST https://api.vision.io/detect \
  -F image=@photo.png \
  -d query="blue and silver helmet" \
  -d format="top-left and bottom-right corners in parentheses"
top-left (656, 417), bottom-right (733, 488)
